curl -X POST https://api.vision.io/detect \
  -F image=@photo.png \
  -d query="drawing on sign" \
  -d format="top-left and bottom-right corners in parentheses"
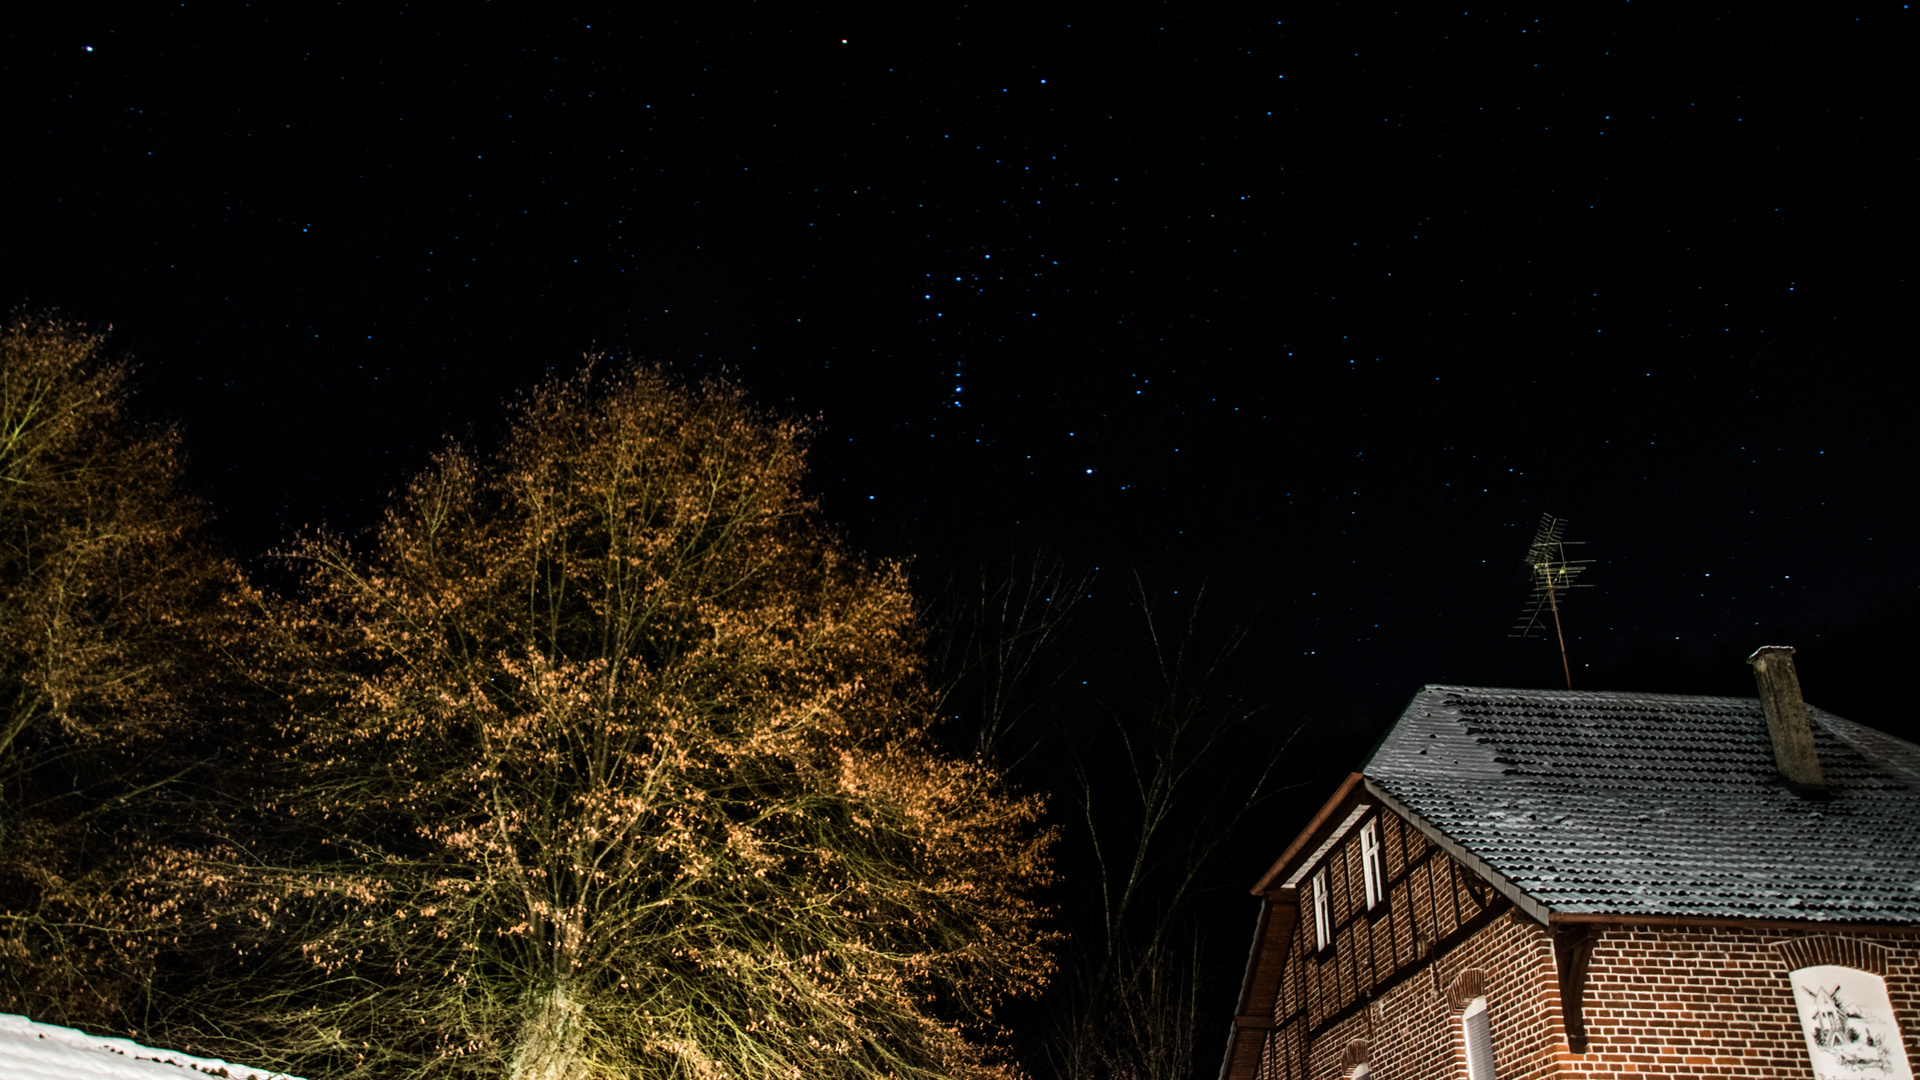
top-left (1791, 965), bottom-right (1914, 1080)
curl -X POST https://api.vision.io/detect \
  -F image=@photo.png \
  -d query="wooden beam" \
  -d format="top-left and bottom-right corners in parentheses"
top-left (1218, 889), bottom-right (1300, 1080)
top-left (1547, 911), bottom-right (1920, 933)
top-left (1553, 924), bottom-right (1598, 1054)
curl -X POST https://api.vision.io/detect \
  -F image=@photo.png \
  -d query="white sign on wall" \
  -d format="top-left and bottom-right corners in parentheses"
top-left (1790, 965), bottom-right (1913, 1080)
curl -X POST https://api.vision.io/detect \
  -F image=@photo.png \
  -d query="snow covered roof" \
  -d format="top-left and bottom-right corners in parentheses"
top-left (0, 1013), bottom-right (301, 1080)
top-left (1364, 684), bottom-right (1920, 924)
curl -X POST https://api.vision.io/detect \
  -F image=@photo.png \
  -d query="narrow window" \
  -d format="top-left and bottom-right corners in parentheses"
top-left (1342, 1037), bottom-right (1372, 1080)
top-left (1463, 996), bottom-right (1497, 1080)
top-left (1360, 818), bottom-right (1384, 910)
top-left (1312, 868), bottom-right (1332, 950)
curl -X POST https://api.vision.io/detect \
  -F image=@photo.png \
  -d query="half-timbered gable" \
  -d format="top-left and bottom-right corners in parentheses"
top-left (1247, 793), bottom-right (1521, 1080)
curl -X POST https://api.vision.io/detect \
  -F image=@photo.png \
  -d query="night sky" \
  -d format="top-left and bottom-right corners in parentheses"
top-left (6, 5), bottom-right (1915, 727)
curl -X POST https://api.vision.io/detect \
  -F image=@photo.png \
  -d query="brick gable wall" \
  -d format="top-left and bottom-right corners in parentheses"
top-left (1256, 805), bottom-right (1526, 1080)
top-left (1263, 907), bottom-right (1560, 1080)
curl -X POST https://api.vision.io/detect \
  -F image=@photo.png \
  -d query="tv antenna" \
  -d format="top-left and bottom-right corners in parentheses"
top-left (1510, 514), bottom-right (1594, 690)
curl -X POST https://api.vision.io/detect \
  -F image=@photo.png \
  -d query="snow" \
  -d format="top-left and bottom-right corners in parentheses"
top-left (0, 1013), bottom-right (302, 1080)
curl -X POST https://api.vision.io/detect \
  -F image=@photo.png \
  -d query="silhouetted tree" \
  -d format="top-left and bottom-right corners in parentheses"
top-left (923, 541), bottom-right (1093, 766)
top-left (924, 552), bottom-right (1309, 1080)
top-left (1037, 576), bottom-right (1296, 1080)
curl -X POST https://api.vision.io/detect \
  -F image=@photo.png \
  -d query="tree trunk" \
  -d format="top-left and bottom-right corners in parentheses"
top-left (508, 983), bottom-right (588, 1080)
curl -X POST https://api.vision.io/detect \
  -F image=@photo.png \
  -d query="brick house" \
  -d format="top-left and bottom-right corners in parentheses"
top-left (1220, 648), bottom-right (1920, 1080)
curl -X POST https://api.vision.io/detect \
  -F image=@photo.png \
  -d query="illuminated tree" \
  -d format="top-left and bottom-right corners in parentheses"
top-left (183, 364), bottom-right (1053, 1080)
top-left (0, 313), bottom-right (239, 1026)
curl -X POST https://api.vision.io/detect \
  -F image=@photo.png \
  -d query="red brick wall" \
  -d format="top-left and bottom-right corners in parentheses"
top-left (1260, 911), bottom-right (1920, 1080)
top-left (1559, 925), bottom-right (1920, 1079)
top-left (1318, 908), bottom-right (1561, 1080)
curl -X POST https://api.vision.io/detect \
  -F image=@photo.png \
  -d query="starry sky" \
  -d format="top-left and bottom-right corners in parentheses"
top-left (5, 4), bottom-right (1914, 727)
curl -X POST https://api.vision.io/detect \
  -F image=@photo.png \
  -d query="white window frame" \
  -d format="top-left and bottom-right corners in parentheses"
top-left (1462, 995), bottom-right (1497, 1080)
top-left (1360, 818), bottom-right (1384, 910)
top-left (1312, 867), bottom-right (1332, 951)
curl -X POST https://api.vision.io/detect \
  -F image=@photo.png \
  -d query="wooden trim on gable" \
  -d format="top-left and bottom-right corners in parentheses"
top-left (1274, 836), bottom-right (1512, 1046)
top-left (1251, 772), bottom-right (1368, 895)
top-left (1220, 889), bottom-right (1299, 1080)
top-left (1223, 773), bottom-right (1369, 1080)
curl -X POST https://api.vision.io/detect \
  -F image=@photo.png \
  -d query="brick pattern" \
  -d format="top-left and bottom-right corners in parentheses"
top-left (1269, 908), bottom-right (1560, 1080)
top-left (1770, 934), bottom-right (1891, 976)
top-left (1558, 925), bottom-right (1920, 1079)
top-left (1249, 803), bottom-right (1920, 1080)
top-left (1258, 805), bottom-right (1532, 1080)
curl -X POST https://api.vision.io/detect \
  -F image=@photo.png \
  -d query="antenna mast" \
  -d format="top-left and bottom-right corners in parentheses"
top-left (1510, 514), bottom-right (1595, 689)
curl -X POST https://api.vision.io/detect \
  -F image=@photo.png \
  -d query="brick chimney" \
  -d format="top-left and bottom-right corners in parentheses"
top-left (1747, 645), bottom-right (1827, 795)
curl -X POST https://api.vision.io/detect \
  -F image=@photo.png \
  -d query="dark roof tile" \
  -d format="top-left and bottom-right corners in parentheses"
top-left (1365, 685), bottom-right (1920, 923)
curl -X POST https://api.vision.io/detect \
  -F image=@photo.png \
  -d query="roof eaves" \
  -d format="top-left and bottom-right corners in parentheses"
top-left (1218, 886), bottom-right (1299, 1080)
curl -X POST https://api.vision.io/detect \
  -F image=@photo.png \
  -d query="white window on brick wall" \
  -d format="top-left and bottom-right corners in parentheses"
top-left (1360, 818), bottom-right (1384, 910)
top-left (1462, 995), bottom-right (1497, 1080)
top-left (1312, 868), bottom-right (1331, 951)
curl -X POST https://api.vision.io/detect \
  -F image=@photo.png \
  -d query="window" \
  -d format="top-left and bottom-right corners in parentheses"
top-left (1462, 996), bottom-right (1497, 1080)
top-left (1360, 818), bottom-right (1384, 910)
top-left (1312, 868), bottom-right (1332, 950)
top-left (1341, 1037), bottom-right (1372, 1080)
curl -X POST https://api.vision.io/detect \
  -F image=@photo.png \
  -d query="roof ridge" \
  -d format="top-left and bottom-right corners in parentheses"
top-left (1423, 683), bottom-right (1763, 707)
top-left (1809, 706), bottom-right (1920, 788)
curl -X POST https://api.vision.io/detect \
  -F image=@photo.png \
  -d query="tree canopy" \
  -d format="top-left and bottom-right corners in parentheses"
top-left (0, 313), bottom-right (240, 1027)
top-left (155, 364), bottom-right (1053, 1080)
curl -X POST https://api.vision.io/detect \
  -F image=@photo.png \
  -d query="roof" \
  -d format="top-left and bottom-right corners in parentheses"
top-left (1365, 685), bottom-right (1920, 925)
top-left (0, 1013), bottom-right (300, 1080)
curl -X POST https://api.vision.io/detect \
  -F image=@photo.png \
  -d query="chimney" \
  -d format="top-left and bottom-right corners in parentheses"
top-left (1747, 646), bottom-right (1826, 795)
